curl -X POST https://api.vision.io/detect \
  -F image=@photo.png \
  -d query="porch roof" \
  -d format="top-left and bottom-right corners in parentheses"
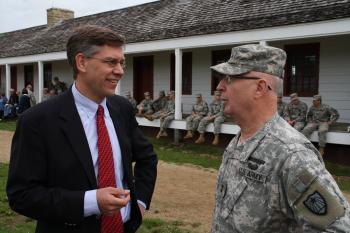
top-left (1, 0), bottom-right (350, 59)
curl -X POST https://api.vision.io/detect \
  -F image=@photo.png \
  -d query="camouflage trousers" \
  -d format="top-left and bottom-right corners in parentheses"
top-left (160, 114), bottom-right (175, 131)
top-left (197, 116), bottom-right (225, 134)
top-left (292, 121), bottom-right (305, 132)
top-left (186, 115), bottom-right (204, 131)
top-left (151, 110), bottom-right (163, 119)
top-left (140, 109), bottom-right (153, 115)
top-left (302, 122), bottom-right (329, 147)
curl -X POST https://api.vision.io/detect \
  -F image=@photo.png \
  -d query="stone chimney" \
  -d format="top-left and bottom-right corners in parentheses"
top-left (47, 8), bottom-right (74, 26)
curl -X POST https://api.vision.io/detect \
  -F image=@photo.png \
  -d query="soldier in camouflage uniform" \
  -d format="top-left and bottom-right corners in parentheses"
top-left (283, 93), bottom-right (308, 131)
top-left (211, 44), bottom-right (350, 232)
top-left (156, 91), bottom-right (175, 139)
top-left (136, 91), bottom-right (153, 117)
top-left (277, 94), bottom-right (287, 117)
top-left (145, 90), bottom-right (167, 121)
top-left (124, 91), bottom-right (137, 114)
top-left (183, 94), bottom-right (208, 139)
top-left (302, 95), bottom-right (339, 157)
top-left (195, 91), bottom-right (225, 145)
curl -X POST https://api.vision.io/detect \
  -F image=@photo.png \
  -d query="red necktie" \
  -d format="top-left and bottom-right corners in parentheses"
top-left (96, 105), bottom-right (124, 233)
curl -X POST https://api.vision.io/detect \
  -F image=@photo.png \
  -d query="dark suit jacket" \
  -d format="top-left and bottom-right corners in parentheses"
top-left (7, 89), bottom-right (158, 233)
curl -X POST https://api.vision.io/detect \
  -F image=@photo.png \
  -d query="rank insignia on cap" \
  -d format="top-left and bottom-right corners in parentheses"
top-left (303, 191), bottom-right (327, 215)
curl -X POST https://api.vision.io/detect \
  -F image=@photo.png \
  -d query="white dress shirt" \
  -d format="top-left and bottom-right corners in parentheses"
top-left (72, 83), bottom-right (131, 221)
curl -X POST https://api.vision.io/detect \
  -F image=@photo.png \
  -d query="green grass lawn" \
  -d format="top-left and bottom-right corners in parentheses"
top-left (0, 119), bottom-right (17, 132)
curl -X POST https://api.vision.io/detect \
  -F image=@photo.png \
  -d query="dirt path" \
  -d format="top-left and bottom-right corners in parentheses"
top-left (148, 162), bottom-right (216, 232)
top-left (0, 130), bottom-right (13, 163)
top-left (1, 130), bottom-right (350, 232)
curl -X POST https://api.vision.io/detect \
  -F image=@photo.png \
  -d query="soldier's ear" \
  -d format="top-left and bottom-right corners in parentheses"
top-left (255, 79), bottom-right (269, 97)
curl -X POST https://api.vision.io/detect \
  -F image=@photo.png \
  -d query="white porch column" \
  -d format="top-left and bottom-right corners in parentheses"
top-left (38, 61), bottom-right (44, 102)
top-left (174, 48), bottom-right (183, 120)
top-left (5, 64), bottom-right (10, 98)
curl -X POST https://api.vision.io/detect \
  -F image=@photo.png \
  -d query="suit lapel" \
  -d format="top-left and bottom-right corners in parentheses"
top-left (59, 90), bottom-right (97, 188)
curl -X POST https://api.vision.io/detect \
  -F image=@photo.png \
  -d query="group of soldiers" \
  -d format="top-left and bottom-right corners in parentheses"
top-left (183, 91), bottom-right (225, 145)
top-left (126, 90), bottom-right (340, 153)
top-left (124, 90), bottom-right (226, 145)
top-left (278, 92), bottom-right (339, 156)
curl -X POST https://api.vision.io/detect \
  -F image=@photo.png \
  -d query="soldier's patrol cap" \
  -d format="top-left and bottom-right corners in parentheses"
top-left (290, 93), bottom-right (299, 101)
top-left (159, 90), bottom-right (165, 96)
top-left (214, 90), bottom-right (221, 96)
top-left (144, 92), bottom-right (150, 96)
top-left (124, 91), bottom-right (131, 96)
top-left (195, 93), bottom-right (202, 98)
top-left (210, 44), bottom-right (287, 78)
top-left (313, 94), bottom-right (322, 101)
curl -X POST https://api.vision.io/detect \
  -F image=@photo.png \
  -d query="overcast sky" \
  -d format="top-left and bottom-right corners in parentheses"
top-left (0, 0), bottom-right (158, 33)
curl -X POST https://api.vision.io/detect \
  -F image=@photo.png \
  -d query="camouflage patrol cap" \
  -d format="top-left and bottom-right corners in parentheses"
top-left (290, 93), bottom-right (299, 101)
top-left (124, 91), bottom-right (131, 96)
top-left (195, 93), bottom-right (202, 98)
top-left (214, 90), bottom-right (221, 96)
top-left (210, 44), bottom-right (287, 78)
top-left (144, 92), bottom-right (150, 96)
top-left (313, 94), bottom-right (322, 101)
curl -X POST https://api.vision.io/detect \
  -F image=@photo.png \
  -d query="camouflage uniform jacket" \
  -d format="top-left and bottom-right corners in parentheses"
top-left (284, 101), bottom-right (308, 122)
top-left (278, 101), bottom-right (287, 117)
top-left (139, 99), bottom-right (153, 111)
top-left (192, 101), bottom-right (208, 117)
top-left (212, 114), bottom-right (350, 232)
top-left (128, 98), bottom-right (137, 110)
top-left (152, 97), bottom-right (167, 112)
top-left (164, 100), bottom-right (175, 116)
top-left (307, 104), bottom-right (339, 124)
top-left (209, 100), bottom-right (224, 118)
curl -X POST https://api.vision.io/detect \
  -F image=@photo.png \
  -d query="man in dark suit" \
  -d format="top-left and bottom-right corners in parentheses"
top-left (7, 25), bottom-right (158, 233)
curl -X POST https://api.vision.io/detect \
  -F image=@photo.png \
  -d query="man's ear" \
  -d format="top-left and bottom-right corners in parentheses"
top-left (75, 53), bottom-right (87, 73)
top-left (255, 79), bottom-right (269, 97)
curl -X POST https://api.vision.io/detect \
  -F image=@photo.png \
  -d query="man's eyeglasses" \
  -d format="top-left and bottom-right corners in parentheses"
top-left (222, 75), bottom-right (272, 90)
top-left (86, 56), bottom-right (126, 69)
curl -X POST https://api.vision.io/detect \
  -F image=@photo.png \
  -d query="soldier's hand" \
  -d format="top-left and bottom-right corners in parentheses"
top-left (97, 187), bottom-right (130, 216)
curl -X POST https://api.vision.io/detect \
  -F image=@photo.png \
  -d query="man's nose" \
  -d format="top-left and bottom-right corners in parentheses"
top-left (113, 64), bottom-right (124, 75)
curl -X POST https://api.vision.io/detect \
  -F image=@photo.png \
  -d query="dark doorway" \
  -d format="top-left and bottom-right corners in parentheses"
top-left (211, 49), bottom-right (231, 95)
top-left (44, 63), bottom-right (52, 89)
top-left (24, 65), bottom-right (34, 91)
top-left (284, 43), bottom-right (320, 97)
top-left (170, 52), bottom-right (192, 95)
top-left (10, 66), bottom-right (17, 91)
top-left (133, 56), bottom-right (154, 103)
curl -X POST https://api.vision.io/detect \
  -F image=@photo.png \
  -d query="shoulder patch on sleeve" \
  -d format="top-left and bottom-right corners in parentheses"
top-left (293, 172), bottom-right (345, 230)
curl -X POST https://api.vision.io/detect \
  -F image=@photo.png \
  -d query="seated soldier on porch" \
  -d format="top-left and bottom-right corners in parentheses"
top-left (195, 91), bottom-right (225, 145)
top-left (156, 91), bottom-right (175, 139)
top-left (302, 94), bottom-right (339, 157)
top-left (145, 90), bottom-right (167, 121)
top-left (184, 93), bottom-right (208, 139)
top-left (283, 92), bottom-right (308, 131)
top-left (124, 91), bottom-right (137, 113)
top-left (277, 93), bottom-right (287, 117)
top-left (136, 91), bottom-right (153, 116)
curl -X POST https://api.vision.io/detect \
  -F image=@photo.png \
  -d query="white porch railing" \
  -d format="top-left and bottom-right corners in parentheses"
top-left (136, 117), bottom-right (350, 146)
